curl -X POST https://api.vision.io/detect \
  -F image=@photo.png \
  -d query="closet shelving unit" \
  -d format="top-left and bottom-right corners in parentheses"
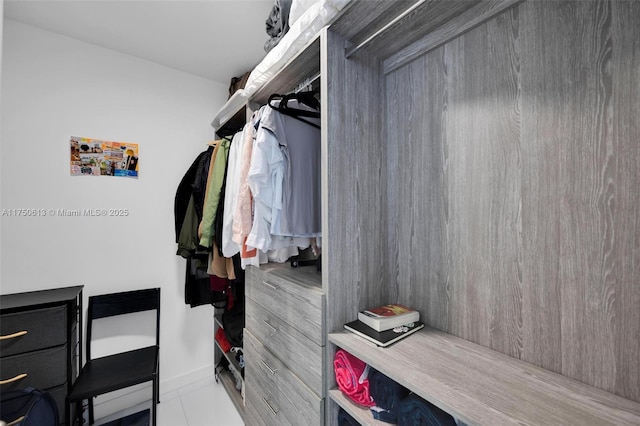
top-left (214, 0), bottom-right (640, 424)
top-left (213, 313), bottom-right (244, 419)
top-left (322, 0), bottom-right (640, 425)
top-left (211, 93), bottom-right (247, 422)
top-left (210, 32), bottom-right (324, 425)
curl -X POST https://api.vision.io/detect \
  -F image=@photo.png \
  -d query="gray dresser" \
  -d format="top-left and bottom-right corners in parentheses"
top-left (244, 263), bottom-right (324, 425)
top-left (0, 286), bottom-right (83, 424)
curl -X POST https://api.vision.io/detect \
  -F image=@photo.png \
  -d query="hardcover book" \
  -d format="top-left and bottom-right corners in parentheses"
top-left (344, 319), bottom-right (424, 347)
top-left (357, 303), bottom-right (420, 332)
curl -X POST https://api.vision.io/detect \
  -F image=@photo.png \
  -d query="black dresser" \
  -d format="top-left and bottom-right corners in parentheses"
top-left (1, 286), bottom-right (83, 424)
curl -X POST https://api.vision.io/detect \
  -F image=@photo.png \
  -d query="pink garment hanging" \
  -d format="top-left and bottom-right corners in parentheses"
top-left (334, 349), bottom-right (375, 407)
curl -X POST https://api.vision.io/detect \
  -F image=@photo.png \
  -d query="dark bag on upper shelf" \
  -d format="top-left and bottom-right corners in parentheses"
top-left (228, 71), bottom-right (251, 99)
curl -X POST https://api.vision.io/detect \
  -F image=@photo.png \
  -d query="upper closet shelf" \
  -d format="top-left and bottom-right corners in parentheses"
top-left (250, 35), bottom-right (321, 106)
top-left (210, 89), bottom-right (248, 134)
top-left (210, 0), bottom-right (351, 132)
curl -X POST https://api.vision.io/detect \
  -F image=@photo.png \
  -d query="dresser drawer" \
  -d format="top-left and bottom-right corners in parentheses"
top-left (0, 345), bottom-right (67, 391)
top-left (246, 264), bottom-right (324, 344)
top-left (46, 382), bottom-right (67, 425)
top-left (246, 297), bottom-right (323, 395)
top-left (1, 306), bottom-right (66, 356)
top-left (245, 331), bottom-right (322, 426)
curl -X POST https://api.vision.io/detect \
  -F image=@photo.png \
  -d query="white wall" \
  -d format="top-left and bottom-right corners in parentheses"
top-left (1, 19), bottom-right (227, 400)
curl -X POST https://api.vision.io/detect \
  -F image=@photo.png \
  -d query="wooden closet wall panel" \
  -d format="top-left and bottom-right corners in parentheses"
top-left (611, 0), bottom-right (640, 402)
top-left (385, 0), bottom-right (640, 402)
top-left (387, 7), bottom-right (523, 356)
top-left (386, 56), bottom-right (450, 332)
top-left (323, 29), bottom-right (386, 334)
top-left (520, 0), bottom-right (640, 401)
top-left (443, 8), bottom-right (522, 357)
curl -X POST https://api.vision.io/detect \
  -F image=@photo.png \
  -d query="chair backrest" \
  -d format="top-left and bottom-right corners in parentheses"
top-left (86, 288), bottom-right (160, 361)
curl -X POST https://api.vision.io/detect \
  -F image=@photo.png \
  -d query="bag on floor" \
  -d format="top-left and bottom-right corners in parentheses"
top-left (222, 297), bottom-right (245, 348)
top-left (0, 387), bottom-right (59, 426)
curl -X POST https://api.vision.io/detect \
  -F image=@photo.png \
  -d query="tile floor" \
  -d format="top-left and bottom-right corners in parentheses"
top-left (94, 378), bottom-right (244, 426)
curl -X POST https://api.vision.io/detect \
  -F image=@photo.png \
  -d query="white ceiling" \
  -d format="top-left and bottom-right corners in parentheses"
top-left (3, 0), bottom-right (276, 85)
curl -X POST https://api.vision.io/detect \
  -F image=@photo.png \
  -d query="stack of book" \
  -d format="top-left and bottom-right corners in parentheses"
top-left (344, 304), bottom-right (423, 347)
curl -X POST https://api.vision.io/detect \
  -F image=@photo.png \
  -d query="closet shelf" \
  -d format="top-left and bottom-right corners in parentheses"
top-left (329, 389), bottom-right (388, 426)
top-left (214, 339), bottom-right (243, 374)
top-left (331, 0), bottom-right (521, 73)
top-left (214, 314), bottom-right (244, 374)
top-left (217, 368), bottom-right (245, 421)
top-left (329, 328), bottom-right (640, 426)
top-left (210, 89), bottom-right (248, 133)
top-left (250, 34), bottom-right (321, 106)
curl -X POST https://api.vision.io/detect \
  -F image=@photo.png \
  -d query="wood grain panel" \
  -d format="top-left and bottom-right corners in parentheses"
top-left (519, 0), bottom-right (640, 397)
top-left (517, 0), bottom-right (568, 375)
top-left (386, 55), bottom-right (450, 331)
top-left (611, 0), bottom-right (640, 403)
top-left (251, 36), bottom-right (321, 105)
top-left (333, 0), bottom-right (486, 61)
top-left (245, 331), bottom-right (322, 426)
top-left (329, 0), bottom-right (413, 43)
top-left (245, 297), bottom-right (323, 395)
top-left (323, 28), bottom-right (386, 338)
top-left (380, 0), bottom-right (640, 402)
top-left (436, 9), bottom-right (523, 355)
top-left (246, 264), bottom-right (323, 344)
top-left (330, 329), bottom-right (640, 426)
top-left (383, 0), bottom-right (524, 75)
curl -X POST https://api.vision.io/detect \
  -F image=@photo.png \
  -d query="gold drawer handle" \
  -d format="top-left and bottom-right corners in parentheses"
top-left (0, 373), bottom-right (28, 385)
top-left (262, 397), bottom-right (278, 415)
top-left (7, 416), bottom-right (26, 426)
top-left (0, 330), bottom-right (28, 340)
top-left (262, 281), bottom-right (277, 290)
top-left (260, 359), bottom-right (277, 375)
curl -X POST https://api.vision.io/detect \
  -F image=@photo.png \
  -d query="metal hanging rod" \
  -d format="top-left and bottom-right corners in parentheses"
top-left (294, 72), bottom-right (321, 93)
top-left (345, 0), bottom-right (427, 59)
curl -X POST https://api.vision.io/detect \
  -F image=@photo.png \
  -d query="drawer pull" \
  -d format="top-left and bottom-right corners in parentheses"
top-left (0, 330), bottom-right (28, 340)
top-left (7, 416), bottom-right (25, 426)
top-left (260, 359), bottom-right (277, 375)
top-left (263, 319), bottom-right (278, 332)
top-left (262, 281), bottom-right (277, 290)
top-left (262, 397), bottom-right (279, 415)
top-left (0, 373), bottom-right (28, 385)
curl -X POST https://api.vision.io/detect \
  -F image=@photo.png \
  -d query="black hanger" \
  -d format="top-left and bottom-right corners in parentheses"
top-left (268, 92), bottom-right (321, 129)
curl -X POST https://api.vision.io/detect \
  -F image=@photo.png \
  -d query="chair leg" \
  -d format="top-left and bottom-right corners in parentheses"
top-left (152, 377), bottom-right (158, 426)
top-left (65, 397), bottom-right (70, 426)
top-left (68, 398), bottom-right (81, 426)
top-left (89, 397), bottom-right (95, 425)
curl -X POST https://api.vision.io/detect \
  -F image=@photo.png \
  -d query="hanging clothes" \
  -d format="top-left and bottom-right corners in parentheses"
top-left (174, 146), bottom-right (212, 243)
top-left (222, 123), bottom-right (250, 258)
top-left (231, 109), bottom-right (266, 270)
top-left (176, 87), bottom-right (321, 288)
top-left (246, 97), bottom-right (321, 254)
top-left (199, 137), bottom-right (231, 248)
top-left (262, 97), bottom-right (321, 238)
top-left (175, 145), bottom-right (217, 307)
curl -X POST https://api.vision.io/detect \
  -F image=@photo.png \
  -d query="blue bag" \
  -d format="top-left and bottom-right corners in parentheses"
top-left (0, 387), bottom-right (58, 426)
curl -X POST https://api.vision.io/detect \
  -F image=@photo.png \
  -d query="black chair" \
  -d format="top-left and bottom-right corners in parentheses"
top-left (66, 288), bottom-right (160, 425)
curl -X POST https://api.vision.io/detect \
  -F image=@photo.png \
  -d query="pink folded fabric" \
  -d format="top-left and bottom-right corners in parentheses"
top-left (334, 349), bottom-right (375, 407)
